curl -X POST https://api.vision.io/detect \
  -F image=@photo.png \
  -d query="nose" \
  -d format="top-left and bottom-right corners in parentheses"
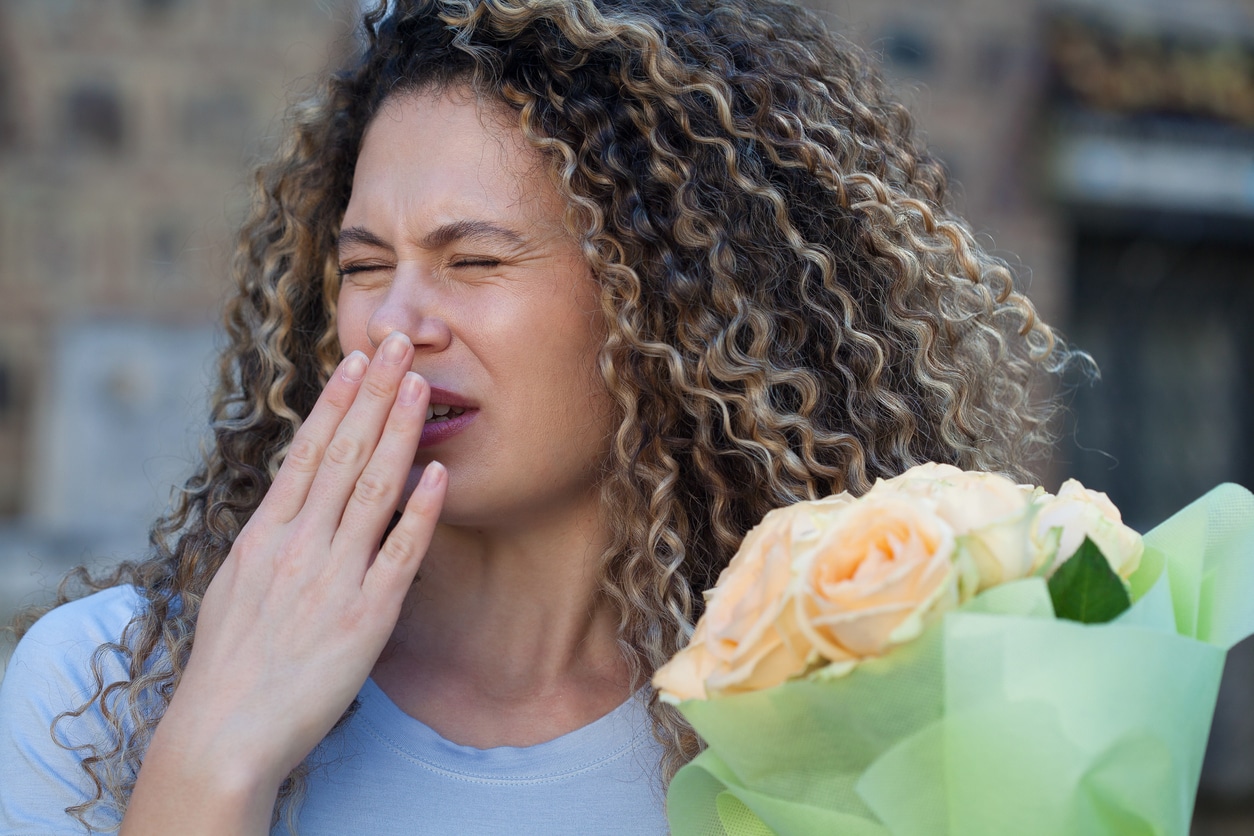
top-left (365, 271), bottom-right (453, 354)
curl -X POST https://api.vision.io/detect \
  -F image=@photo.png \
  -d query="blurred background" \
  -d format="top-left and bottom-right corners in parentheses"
top-left (0, 0), bottom-right (1252, 829)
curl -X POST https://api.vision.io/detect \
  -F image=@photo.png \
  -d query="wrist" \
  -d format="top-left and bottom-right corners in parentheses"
top-left (124, 701), bottom-right (287, 835)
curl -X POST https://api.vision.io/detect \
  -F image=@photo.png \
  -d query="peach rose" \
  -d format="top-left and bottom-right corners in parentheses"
top-left (653, 497), bottom-right (854, 702)
top-left (868, 463), bottom-right (1037, 593)
top-left (1031, 479), bottom-right (1143, 579)
top-left (793, 493), bottom-right (960, 672)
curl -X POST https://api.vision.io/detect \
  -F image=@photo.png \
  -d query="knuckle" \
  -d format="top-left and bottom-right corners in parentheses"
top-left (272, 536), bottom-right (311, 579)
top-left (325, 434), bottom-right (364, 467)
top-left (335, 607), bottom-right (369, 635)
top-left (324, 383), bottom-right (355, 411)
top-left (231, 524), bottom-right (267, 556)
top-left (284, 438), bottom-right (321, 472)
top-left (380, 528), bottom-right (416, 563)
top-left (352, 471), bottom-right (392, 506)
top-left (230, 517), bottom-right (286, 563)
top-left (361, 374), bottom-right (395, 401)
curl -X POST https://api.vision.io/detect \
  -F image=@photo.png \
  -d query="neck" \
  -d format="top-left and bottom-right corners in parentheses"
top-left (370, 490), bottom-right (635, 747)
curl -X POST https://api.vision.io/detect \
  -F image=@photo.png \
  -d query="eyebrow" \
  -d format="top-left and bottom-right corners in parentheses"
top-left (337, 220), bottom-right (525, 252)
top-left (337, 226), bottom-right (390, 251)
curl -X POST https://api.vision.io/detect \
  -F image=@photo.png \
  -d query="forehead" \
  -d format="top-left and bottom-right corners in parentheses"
top-left (363, 87), bottom-right (523, 160)
top-left (346, 89), bottom-right (557, 229)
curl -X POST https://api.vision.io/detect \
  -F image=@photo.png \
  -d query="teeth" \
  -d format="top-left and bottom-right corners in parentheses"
top-left (424, 404), bottom-right (467, 424)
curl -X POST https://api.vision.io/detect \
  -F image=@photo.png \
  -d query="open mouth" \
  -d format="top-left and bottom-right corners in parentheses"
top-left (425, 404), bottom-right (467, 424)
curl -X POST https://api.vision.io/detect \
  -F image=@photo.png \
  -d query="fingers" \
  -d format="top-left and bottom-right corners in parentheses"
top-left (258, 350), bottom-right (369, 524)
top-left (332, 370), bottom-right (430, 560)
top-left (299, 331), bottom-right (417, 536)
top-left (364, 461), bottom-right (446, 609)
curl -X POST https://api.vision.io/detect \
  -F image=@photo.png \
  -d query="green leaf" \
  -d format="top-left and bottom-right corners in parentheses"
top-left (1047, 536), bottom-right (1132, 624)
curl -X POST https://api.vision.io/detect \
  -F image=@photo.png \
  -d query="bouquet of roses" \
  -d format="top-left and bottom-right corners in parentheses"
top-left (654, 464), bottom-right (1254, 835)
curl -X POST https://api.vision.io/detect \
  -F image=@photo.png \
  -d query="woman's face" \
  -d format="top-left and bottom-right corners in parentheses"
top-left (336, 89), bottom-right (616, 529)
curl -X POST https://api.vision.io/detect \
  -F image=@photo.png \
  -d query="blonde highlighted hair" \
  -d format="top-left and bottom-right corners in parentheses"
top-left (19, 0), bottom-right (1075, 829)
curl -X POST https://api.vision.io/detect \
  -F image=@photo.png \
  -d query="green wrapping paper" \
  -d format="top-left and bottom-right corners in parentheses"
top-left (667, 484), bottom-right (1254, 836)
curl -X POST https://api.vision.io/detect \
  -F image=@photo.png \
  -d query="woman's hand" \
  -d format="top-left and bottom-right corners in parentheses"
top-left (123, 331), bottom-right (445, 835)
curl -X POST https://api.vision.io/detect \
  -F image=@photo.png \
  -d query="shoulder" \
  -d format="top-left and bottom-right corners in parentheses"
top-left (4, 585), bottom-right (145, 698)
top-left (12, 583), bottom-right (145, 650)
top-left (0, 585), bottom-right (145, 832)
top-left (1, 583), bottom-right (146, 737)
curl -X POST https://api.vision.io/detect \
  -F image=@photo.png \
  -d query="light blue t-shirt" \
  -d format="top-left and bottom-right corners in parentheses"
top-left (0, 586), bottom-right (670, 834)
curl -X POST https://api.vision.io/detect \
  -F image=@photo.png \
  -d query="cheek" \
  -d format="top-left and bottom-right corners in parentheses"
top-left (335, 294), bottom-right (371, 353)
top-left (562, 352), bottom-right (617, 456)
top-left (563, 307), bottom-right (614, 435)
top-left (500, 319), bottom-right (613, 448)
top-left (545, 313), bottom-right (608, 403)
top-left (573, 327), bottom-right (615, 437)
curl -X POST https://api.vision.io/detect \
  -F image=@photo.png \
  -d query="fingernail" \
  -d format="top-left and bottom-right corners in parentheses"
top-left (381, 331), bottom-right (410, 363)
top-left (420, 461), bottom-right (446, 489)
top-left (342, 351), bottom-right (368, 382)
top-left (398, 371), bottom-right (424, 406)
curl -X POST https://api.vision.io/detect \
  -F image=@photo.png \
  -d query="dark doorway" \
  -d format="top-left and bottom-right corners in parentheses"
top-left (1062, 227), bottom-right (1254, 531)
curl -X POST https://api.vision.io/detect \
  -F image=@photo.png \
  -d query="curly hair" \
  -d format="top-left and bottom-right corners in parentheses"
top-left (17, 0), bottom-right (1074, 829)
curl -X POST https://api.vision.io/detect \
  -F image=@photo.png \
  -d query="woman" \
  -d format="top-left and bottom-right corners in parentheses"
top-left (0, 0), bottom-right (1071, 832)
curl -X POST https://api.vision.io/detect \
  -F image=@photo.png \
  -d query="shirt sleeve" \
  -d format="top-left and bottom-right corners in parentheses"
top-left (0, 586), bottom-right (142, 834)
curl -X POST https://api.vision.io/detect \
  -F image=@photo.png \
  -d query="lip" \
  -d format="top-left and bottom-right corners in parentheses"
top-left (419, 408), bottom-right (477, 446)
top-left (418, 386), bottom-right (477, 447)
top-left (426, 386), bottom-right (475, 409)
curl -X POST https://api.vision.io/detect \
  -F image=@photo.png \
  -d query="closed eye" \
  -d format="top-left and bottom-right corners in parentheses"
top-left (451, 258), bottom-right (501, 268)
top-left (337, 263), bottom-right (388, 278)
